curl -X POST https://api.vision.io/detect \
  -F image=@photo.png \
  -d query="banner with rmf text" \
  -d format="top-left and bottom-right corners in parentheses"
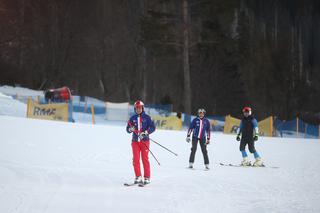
top-left (258, 116), bottom-right (273, 136)
top-left (27, 99), bottom-right (69, 122)
top-left (224, 115), bottom-right (273, 137)
top-left (223, 115), bottom-right (241, 134)
top-left (152, 116), bottom-right (182, 130)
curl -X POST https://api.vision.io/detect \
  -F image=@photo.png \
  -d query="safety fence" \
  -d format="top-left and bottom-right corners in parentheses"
top-left (6, 93), bottom-right (320, 139)
top-left (213, 115), bottom-right (319, 139)
top-left (273, 118), bottom-right (319, 138)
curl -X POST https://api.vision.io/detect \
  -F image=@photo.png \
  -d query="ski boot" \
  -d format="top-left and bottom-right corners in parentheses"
top-left (188, 162), bottom-right (194, 169)
top-left (134, 176), bottom-right (143, 184)
top-left (241, 157), bottom-right (251, 166)
top-left (205, 164), bottom-right (210, 170)
top-left (253, 157), bottom-right (263, 167)
top-left (143, 177), bottom-right (150, 185)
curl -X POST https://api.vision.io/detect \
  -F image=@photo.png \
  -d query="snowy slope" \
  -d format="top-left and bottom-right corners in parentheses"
top-left (0, 85), bottom-right (43, 97)
top-left (0, 115), bottom-right (320, 213)
top-left (0, 93), bottom-right (27, 117)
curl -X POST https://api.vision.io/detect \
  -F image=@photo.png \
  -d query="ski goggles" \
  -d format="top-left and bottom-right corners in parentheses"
top-left (198, 108), bottom-right (206, 114)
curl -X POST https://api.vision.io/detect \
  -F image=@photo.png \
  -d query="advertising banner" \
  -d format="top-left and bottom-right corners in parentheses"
top-left (27, 99), bottom-right (68, 121)
top-left (152, 116), bottom-right (182, 130)
top-left (258, 116), bottom-right (273, 136)
top-left (223, 115), bottom-right (241, 134)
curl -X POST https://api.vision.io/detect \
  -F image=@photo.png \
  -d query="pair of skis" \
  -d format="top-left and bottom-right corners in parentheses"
top-left (187, 167), bottom-right (210, 171)
top-left (219, 162), bottom-right (279, 169)
top-left (124, 163), bottom-right (279, 187)
top-left (124, 182), bottom-right (149, 187)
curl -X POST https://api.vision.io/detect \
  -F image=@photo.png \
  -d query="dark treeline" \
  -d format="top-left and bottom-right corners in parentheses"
top-left (0, 0), bottom-right (319, 122)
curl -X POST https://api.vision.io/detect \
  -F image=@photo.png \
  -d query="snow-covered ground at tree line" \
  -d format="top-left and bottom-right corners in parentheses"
top-left (0, 86), bottom-right (320, 213)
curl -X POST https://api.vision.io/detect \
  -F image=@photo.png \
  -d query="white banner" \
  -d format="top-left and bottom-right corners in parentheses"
top-left (105, 102), bottom-right (129, 121)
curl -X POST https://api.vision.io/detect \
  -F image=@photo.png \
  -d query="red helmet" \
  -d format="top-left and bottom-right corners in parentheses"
top-left (242, 107), bottom-right (252, 115)
top-left (134, 100), bottom-right (144, 109)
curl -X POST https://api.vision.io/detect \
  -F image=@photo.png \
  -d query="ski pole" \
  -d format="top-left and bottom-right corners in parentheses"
top-left (149, 138), bottom-right (178, 156)
top-left (128, 122), bottom-right (177, 156)
top-left (142, 142), bottom-right (161, 166)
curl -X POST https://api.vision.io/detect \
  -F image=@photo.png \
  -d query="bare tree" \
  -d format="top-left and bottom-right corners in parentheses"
top-left (182, 0), bottom-right (191, 114)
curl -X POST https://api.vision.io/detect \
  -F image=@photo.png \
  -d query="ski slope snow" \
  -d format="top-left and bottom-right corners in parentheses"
top-left (0, 115), bottom-right (320, 213)
top-left (0, 93), bottom-right (27, 117)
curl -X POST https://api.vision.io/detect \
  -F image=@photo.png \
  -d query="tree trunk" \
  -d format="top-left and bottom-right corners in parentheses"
top-left (231, 9), bottom-right (239, 39)
top-left (98, 0), bottom-right (109, 99)
top-left (274, 4), bottom-right (278, 47)
top-left (18, 0), bottom-right (26, 80)
top-left (298, 25), bottom-right (303, 79)
top-left (152, 56), bottom-right (156, 103)
top-left (140, 0), bottom-right (148, 102)
top-left (291, 26), bottom-right (296, 86)
top-left (49, 1), bottom-right (58, 84)
top-left (182, 0), bottom-right (191, 114)
top-left (141, 46), bottom-right (148, 102)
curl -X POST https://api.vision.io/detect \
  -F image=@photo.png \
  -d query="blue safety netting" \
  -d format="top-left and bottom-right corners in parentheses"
top-left (182, 114), bottom-right (191, 128)
top-left (72, 96), bottom-right (106, 115)
top-left (73, 105), bottom-right (106, 114)
top-left (274, 118), bottom-right (319, 138)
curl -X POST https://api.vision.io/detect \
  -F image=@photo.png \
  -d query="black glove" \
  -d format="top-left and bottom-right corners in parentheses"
top-left (205, 138), bottom-right (210, 145)
top-left (236, 134), bottom-right (241, 141)
top-left (253, 135), bottom-right (258, 141)
top-left (186, 136), bottom-right (191, 143)
top-left (139, 131), bottom-right (148, 140)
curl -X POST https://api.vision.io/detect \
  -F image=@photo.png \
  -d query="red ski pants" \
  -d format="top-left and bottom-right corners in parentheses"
top-left (132, 141), bottom-right (150, 178)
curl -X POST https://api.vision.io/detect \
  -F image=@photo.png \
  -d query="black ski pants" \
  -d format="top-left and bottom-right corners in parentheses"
top-left (240, 137), bottom-right (256, 153)
top-left (189, 138), bottom-right (209, 165)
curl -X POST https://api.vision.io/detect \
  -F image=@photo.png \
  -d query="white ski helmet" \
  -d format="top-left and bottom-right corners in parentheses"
top-left (198, 108), bottom-right (206, 115)
top-left (134, 100), bottom-right (144, 109)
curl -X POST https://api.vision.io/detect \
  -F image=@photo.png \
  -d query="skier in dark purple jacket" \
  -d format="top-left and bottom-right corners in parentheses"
top-left (186, 108), bottom-right (211, 170)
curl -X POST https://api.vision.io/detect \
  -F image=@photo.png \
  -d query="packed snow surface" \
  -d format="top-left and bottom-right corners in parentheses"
top-left (0, 85), bottom-right (43, 97)
top-left (0, 115), bottom-right (320, 213)
top-left (0, 93), bottom-right (27, 117)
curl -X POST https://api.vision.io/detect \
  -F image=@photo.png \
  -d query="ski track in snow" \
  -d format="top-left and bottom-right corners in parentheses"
top-left (0, 115), bottom-right (320, 213)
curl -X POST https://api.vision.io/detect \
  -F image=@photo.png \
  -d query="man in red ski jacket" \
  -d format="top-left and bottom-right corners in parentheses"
top-left (126, 100), bottom-right (155, 185)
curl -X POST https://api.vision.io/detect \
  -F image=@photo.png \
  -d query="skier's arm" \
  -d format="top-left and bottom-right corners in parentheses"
top-left (126, 120), bottom-right (136, 134)
top-left (185, 119), bottom-right (195, 143)
top-left (146, 116), bottom-right (156, 134)
top-left (251, 118), bottom-right (259, 135)
top-left (126, 120), bottom-right (131, 133)
top-left (187, 119), bottom-right (196, 137)
top-left (237, 121), bottom-right (243, 135)
top-left (204, 119), bottom-right (211, 144)
top-left (206, 119), bottom-right (211, 140)
top-left (236, 121), bottom-right (243, 141)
